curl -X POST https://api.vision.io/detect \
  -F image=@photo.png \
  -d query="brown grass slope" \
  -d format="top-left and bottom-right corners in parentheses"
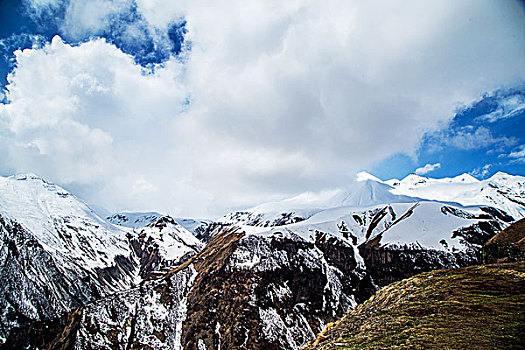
top-left (484, 218), bottom-right (525, 263)
top-left (304, 263), bottom-right (525, 350)
top-left (486, 218), bottom-right (525, 245)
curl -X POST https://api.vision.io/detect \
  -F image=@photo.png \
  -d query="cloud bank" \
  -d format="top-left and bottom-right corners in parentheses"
top-left (1, 0), bottom-right (524, 217)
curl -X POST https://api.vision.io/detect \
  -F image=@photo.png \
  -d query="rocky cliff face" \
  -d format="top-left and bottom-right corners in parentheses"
top-left (2, 226), bottom-right (371, 349)
top-left (0, 174), bottom-right (140, 342)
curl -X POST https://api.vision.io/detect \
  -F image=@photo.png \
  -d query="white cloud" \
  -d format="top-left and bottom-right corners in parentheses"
top-left (415, 163), bottom-right (441, 175)
top-left (470, 164), bottom-right (492, 178)
top-left (444, 127), bottom-right (518, 151)
top-left (2, 1), bottom-right (525, 217)
top-left (508, 145), bottom-right (525, 163)
top-left (478, 94), bottom-right (525, 123)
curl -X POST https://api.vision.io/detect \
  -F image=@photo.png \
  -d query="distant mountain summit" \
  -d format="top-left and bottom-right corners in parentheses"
top-left (387, 171), bottom-right (525, 219)
top-left (107, 211), bottom-right (162, 229)
top-left (220, 171), bottom-right (524, 229)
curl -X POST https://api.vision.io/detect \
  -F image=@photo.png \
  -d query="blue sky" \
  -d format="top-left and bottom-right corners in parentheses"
top-left (372, 88), bottom-right (525, 180)
top-left (0, 0), bottom-right (524, 217)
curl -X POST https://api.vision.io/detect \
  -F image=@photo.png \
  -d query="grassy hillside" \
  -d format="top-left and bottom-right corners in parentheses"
top-left (304, 263), bottom-right (525, 350)
top-left (484, 218), bottom-right (525, 263)
top-left (486, 218), bottom-right (525, 245)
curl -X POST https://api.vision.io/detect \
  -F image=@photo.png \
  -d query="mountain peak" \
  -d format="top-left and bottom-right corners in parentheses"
top-left (488, 171), bottom-right (511, 180)
top-left (13, 173), bottom-right (43, 181)
top-left (400, 173), bottom-right (428, 184)
top-left (356, 172), bottom-right (384, 183)
top-left (452, 173), bottom-right (479, 183)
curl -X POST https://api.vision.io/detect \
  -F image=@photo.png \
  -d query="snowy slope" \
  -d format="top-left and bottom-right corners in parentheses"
top-left (139, 216), bottom-right (203, 261)
top-left (243, 201), bottom-right (508, 258)
top-left (107, 211), bottom-right (161, 229)
top-left (0, 174), bottom-right (139, 341)
top-left (0, 174), bottom-right (134, 274)
top-left (219, 176), bottom-right (418, 228)
top-left (174, 217), bottom-right (213, 236)
top-left (387, 172), bottom-right (525, 219)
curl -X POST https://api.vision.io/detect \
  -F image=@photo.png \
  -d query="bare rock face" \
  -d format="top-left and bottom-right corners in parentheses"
top-left (358, 205), bottom-right (508, 288)
top-left (180, 229), bottom-right (368, 350)
top-left (0, 214), bottom-right (136, 344)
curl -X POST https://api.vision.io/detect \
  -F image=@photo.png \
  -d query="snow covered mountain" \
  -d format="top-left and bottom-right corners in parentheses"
top-left (7, 198), bottom-right (512, 349)
top-left (0, 174), bottom-right (137, 342)
top-left (387, 171), bottom-right (525, 219)
top-left (0, 174), bottom-right (205, 343)
top-left (108, 211), bottom-right (212, 237)
top-left (129, 215), bottom-right (204, 279)
top-left (1, 171), bottom-right (523, 349)
top-left (6, 171), bottom-right (522, 349)
top-left (220, 171), bottom-right (524, 229)
top-left (218, 175), bottom-right (418, 229)
top-left (107, 211), bottom-right (162, 229)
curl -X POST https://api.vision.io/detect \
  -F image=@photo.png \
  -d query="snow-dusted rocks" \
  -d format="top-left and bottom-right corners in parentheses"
top-left (0, 174), bottom-right (137, 341)
top-left (128, 216), bottom-right (204, 279)
top-left (75, 264), bottom-right (198, 350)
top-left (0, 174), bottom-right (206, 343)
top-left (9, 227), bottom-right (369, 350)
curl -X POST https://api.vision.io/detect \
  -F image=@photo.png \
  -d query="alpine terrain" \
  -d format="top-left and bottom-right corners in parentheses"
top-left (0, 174), bottom-right (205, 343)
top-left (1, 171), bottom-right (524, 349)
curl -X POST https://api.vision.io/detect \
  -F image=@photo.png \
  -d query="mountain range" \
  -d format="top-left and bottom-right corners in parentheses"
top-left (0, 171), bottom-right (524, 349)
